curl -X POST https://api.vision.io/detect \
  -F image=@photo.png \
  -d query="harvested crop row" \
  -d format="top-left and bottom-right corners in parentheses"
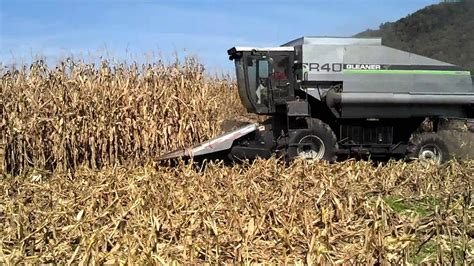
top-left (0, 59), bottom-right (245, 174)
top-left (0, 159), bottom-right (472, 264)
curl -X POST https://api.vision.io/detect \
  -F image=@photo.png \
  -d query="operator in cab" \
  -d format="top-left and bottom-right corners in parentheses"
top-left (256, 77), bottom-right (268, 105)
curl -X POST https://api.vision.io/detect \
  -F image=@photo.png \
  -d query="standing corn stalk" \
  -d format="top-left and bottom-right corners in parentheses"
top-left (0, 58), bottom-right (246, 174)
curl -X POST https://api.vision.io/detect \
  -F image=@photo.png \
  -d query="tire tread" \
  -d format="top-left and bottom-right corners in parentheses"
top-left (406, 132), bottom-right (449, 163)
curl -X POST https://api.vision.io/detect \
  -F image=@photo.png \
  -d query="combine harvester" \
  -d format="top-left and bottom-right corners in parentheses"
top-left (158, 37), bottom-right (474, 164)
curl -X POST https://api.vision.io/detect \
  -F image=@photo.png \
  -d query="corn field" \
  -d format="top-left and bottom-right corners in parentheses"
top-left (0, 58), bottom-right (245, 174)
top-left (0, 59), bottom-right (473, 264)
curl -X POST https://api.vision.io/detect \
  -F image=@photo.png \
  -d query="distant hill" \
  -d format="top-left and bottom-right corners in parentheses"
top-left (355, 0), bottom-right (474, 73)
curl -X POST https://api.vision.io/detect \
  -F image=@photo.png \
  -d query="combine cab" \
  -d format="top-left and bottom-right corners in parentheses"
top-left (158, 37), bottom-right (474, 164)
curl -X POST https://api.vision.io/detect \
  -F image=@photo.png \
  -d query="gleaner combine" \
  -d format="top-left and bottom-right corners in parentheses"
top-left (158, 37), bottom-right (474, 164)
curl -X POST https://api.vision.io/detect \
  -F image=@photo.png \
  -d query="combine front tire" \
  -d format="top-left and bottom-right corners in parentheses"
top-left (406, 132), bottom-right (449, 164)
top-left (287, 118), bottom-right (338, 162)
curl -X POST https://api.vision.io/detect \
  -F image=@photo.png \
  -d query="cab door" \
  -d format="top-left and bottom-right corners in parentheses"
top-left (268, 52), bottom-right (295, 105)
top-left (240, 51), bottom-right (295, 115)
top-left (244, 56), bottom-right (273, 114)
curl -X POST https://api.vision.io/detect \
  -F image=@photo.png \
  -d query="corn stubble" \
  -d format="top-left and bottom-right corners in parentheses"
top-left (0, 59), bottom-right (473, 264)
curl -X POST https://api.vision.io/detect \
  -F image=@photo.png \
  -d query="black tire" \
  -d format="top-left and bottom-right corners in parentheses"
top-left (287, 118), bottom-right (338, 162)
top-left (406, 132), bottom-right (449, 164)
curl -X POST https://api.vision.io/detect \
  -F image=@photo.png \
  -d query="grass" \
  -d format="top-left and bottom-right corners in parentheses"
top-left (411, 241), bottom-right (437, 264)
top-left (384, 196), bottom-right (442, 217)
top-left (384, 194), bottom-right (472, 265)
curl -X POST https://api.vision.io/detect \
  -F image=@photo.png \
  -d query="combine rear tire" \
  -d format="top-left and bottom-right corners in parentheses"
top-left (287, 118), bottom-right (338, 162)
top-left (406, 132), bottom-right (449, 164)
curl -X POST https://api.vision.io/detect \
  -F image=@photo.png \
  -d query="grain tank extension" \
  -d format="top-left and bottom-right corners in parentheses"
top-left (158, 37), bottom-right (474, 163)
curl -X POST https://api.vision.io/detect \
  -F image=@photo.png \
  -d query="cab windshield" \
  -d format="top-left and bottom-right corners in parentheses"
top-left (233, 51), bottom-right (293, 114)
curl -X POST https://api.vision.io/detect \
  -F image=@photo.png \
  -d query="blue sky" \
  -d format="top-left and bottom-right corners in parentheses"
top-left (0, 0), bottom-right (439, 73)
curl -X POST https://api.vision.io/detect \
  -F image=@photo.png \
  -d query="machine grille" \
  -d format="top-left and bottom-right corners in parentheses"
top-left (341, 125), bottom-right (393, 144)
